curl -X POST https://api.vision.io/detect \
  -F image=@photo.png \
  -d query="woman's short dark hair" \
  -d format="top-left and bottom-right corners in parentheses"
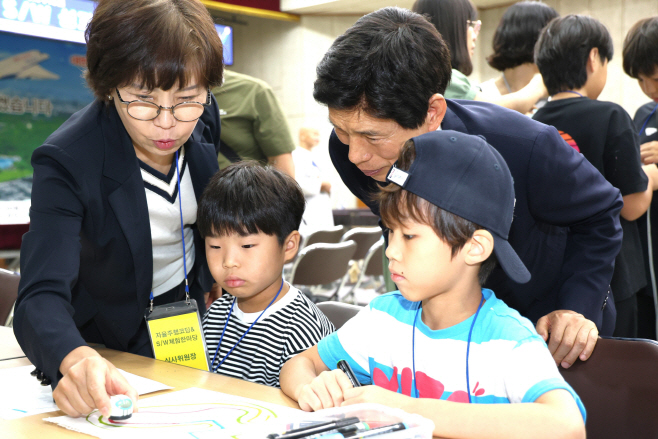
top-left (85, 0), bottom-right (224, 101)
top-left (534, 15), bottom-right (613, 96)
top-left (197, 162), bottom-right (305, 245)
top-left (378, 140), bottom-right (497, 285)
top-left (412, 0), bottom-right (477, 76)
top-left (623, 16), bottom-right (658, 79)
top-left (313, 7), bottom-right (451, 130)
top-left (487, 1), bottom-right (559, 71)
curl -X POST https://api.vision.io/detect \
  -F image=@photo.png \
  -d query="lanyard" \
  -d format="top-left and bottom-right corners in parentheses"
top-left (149, 149), bottom-right (189, 312)
top-left (639, 103), bottom-right (658, 137)
top-left (210, 278), bottom-right (285, 372)
top-left (548, 90), bottom-right (584, 101)
top-left (411, 293), bottom-right (485, 402)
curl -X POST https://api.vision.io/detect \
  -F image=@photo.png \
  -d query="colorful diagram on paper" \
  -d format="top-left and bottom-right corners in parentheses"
top-left (87, 401), bottom-right (276, 431)
top-left (46, 388), bottom-right (304, 439)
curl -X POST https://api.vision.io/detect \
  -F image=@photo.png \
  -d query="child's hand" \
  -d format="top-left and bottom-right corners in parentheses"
top-left (297, 369), bottom-right (353, 411)
top-left (641, 141), bottom-right (658, 165)
top-left (341, 385), bottom-right (409, 409)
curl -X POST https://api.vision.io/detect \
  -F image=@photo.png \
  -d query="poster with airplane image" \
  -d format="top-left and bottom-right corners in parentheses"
top-left (0, 30), bottom-right (93, 203)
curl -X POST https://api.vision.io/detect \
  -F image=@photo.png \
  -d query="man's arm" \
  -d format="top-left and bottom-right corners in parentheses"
top-left (252, 85), bottom-right (296, 176)
top-left (527, 126), bottom-right (622, 352)
top-left (267, 152), bottom-right (295, 178)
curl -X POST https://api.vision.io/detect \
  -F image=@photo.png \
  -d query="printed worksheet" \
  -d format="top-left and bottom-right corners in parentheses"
top-left (0, 366), bottom-right (172, 420)
top-left (46, 387), bottom-right (305, 439)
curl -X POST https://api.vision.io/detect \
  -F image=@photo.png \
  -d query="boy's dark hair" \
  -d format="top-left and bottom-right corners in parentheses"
top-left (412, 0), bottom-right (478, 76)
top-left (313, 7), bottom-right (451, 130)
top-left (378, 140), bottom-right (497, 285)
top-left (197, 162), bottom-right (305, 245)
top-left (623, 16), bottom-right (658, 79)
top-left (534, 15), bottom-right (613, 96)
top-left (487, 1), bottom-right (558, 71)
top-left (85, 0), bottom-right (224, 102)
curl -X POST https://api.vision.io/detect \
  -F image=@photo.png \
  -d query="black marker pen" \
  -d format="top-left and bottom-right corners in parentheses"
top-left (337, 359), bottom-right (361, 388)
top-left (269, 417), bottom-right (361, 439)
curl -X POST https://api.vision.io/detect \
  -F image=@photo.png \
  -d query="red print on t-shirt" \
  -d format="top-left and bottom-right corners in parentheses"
top-left (373, 366), bottom-right (399, 391)
top-left (559, 131), bottom-right (580, 152)
top-left (372, 367), bottom-right (482, 402)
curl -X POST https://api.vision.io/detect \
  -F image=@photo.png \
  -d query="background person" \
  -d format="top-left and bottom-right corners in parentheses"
top-left (13, 0), bottom-right (223, 418)
top-left (213, 70), bottom-right (295, 178)
top-left (533, 14), bottom-right (658, 338)
top-left (412, 0), bottom-right (547, 114)
top-left (623, 16), bottom-right (658, 339)
top-left (480, 1), bottom-right (558, 108)
top-left (292, 128), bottom-right (335, 235)
top-left (313, 7), bottom-right (623, 368)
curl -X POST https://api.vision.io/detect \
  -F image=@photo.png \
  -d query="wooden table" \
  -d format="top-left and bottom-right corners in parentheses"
top-left (0, 326), bottom-right (25, 361)
top-left (0, 346), bottom-right (300, 438)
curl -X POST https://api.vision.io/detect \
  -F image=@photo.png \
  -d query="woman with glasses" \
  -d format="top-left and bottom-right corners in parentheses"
top-left (412, 0), bottom-right (548, 114)
top-left (13, 0), bottom-right (223, 418)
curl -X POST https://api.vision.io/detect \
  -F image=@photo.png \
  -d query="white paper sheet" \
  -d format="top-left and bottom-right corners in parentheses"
top-left (45, 387), bottom-right (305, 439)
top-left (0, 366), bottom-right (173, 419)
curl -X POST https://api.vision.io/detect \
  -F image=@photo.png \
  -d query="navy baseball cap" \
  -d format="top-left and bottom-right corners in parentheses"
top-left (385, 130), bottom-right (531, 284)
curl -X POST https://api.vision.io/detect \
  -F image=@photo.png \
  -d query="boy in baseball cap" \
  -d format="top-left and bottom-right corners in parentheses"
top-left (281, 131), bottom-right (586, 438)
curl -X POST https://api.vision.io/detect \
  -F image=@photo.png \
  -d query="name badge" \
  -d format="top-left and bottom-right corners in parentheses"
top-left (145, 299), bottom-right (209, 371)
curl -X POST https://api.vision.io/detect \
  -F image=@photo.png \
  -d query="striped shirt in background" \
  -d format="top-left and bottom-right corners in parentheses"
top-left (203, 284), bottom-right (335, 387)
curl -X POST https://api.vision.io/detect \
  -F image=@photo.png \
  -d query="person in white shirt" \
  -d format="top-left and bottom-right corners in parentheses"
top-left (292, 128), bottom-right (335, 235)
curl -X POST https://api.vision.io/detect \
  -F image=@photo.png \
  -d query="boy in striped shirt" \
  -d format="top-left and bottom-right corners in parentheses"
top-left (280, 131), bottom-right (586, 438)
top-left (198, 162), bottom-right (334, 388)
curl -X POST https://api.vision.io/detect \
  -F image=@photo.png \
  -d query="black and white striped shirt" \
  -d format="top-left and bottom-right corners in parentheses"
top-left (202, 285), bottom-right (335, 387)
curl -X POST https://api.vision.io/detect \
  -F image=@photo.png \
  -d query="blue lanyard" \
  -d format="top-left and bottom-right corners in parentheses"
top-left (411, 293), bottom-right (485, 402)
top-left (639, 103), bottom-right (658, 137)
top-left (149, 149), bottom-right (189, 311)
top-left (210, 278), bottom-right (285, 372)
top-left (549, 90), bottom-right (584, 100)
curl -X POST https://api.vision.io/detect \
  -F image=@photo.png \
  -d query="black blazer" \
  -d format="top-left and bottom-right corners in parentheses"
top-left (14, 97), bottom-right (221, 385)
top-left (329, 99), bottom-right (623, 333)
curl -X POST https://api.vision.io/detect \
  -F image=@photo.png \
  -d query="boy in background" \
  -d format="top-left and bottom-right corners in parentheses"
top-left (280, 131), bottom-right (586, 439)
top-left (623, 16), bottom-right (658, 339)
top-left (533, 15), bottom-right (658, 338)
top-left (197, 162), bottom-right (334, 388)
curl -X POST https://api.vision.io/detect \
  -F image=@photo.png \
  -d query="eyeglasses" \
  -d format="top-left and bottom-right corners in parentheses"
top-left (467, 19), bottom-right (482, 37)
top-left (115, 88), bottom-right (211, 122)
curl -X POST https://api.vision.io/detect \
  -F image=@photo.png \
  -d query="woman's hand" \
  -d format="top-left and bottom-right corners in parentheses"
top-left (53, 346), bottom-right (138, 418)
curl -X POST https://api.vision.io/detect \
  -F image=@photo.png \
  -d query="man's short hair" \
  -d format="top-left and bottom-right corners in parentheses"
top-left (623, 16), bottom-right (658, 79)
top-left (313, 7), bottom-right (451, 130)
top-left (534, 15), bottom-right (613, 96)
top-left (378, 140), bottom-right (497, 285)
top-left (487, 1), bottom-right (558, 71)
top-left (85, 0), bottom-right (224, 102)
top-left (197, 162), bottom-right (305, 245)
top-left (412, 0), bottom-right (478, 76)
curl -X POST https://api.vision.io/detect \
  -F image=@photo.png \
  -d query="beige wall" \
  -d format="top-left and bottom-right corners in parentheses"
top-left (216, 2), bottom-right (658, 209)
top-left (474, 0), bottom-right (658, 115)
top-left (212, 13), bottom-right (359, 208)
